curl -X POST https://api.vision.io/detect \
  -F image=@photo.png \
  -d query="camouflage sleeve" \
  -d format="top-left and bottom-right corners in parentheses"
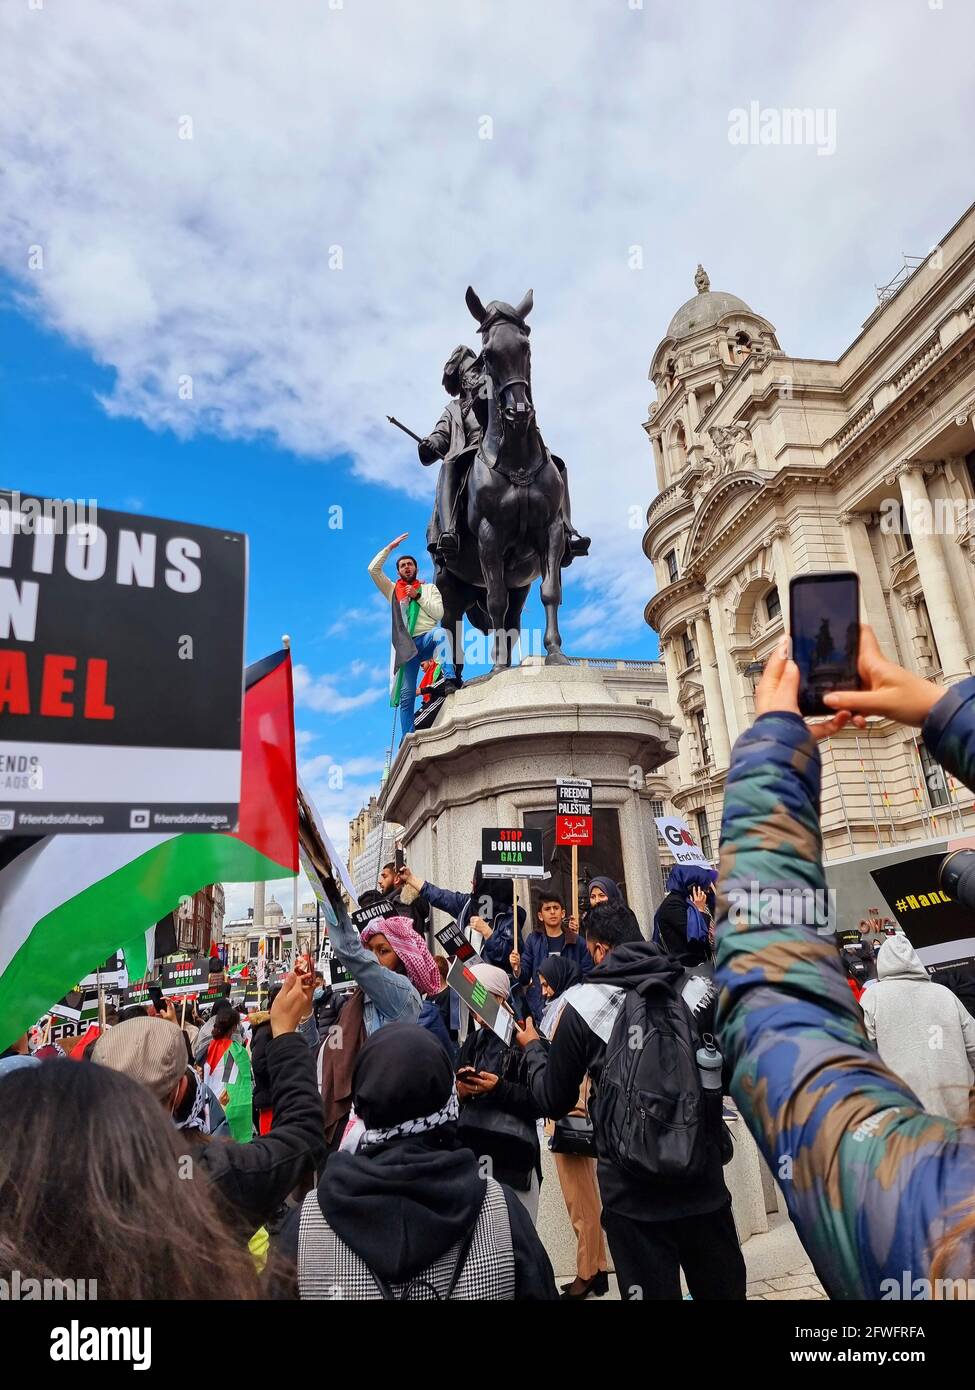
top-left (715, 710), bottom-right (975, 1300)
top-left (921, 674), bottom-right (975, 787)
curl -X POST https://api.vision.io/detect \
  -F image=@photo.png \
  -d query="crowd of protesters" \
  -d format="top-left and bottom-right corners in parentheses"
top-left (5, 624), bottom-right (975, 1300)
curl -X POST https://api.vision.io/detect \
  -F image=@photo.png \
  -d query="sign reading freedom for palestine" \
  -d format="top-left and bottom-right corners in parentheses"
top-left (480, 828), bottom-right (546, 878)
top-left (556, 777), bottom-right (593, 846)
top-left (0, 492), bottom-right (247, 833)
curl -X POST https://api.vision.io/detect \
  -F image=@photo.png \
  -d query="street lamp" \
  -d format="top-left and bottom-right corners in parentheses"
top-left (744, 660), bottom-right (765, 694)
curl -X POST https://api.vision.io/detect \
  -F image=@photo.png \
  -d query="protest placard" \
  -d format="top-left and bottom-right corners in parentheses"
top-left (0, 493), bottom-right (247, 834)
top-left (446, 956), bottom-right (514, 1045)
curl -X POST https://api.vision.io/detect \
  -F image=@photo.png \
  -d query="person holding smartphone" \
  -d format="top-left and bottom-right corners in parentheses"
top-left (714, 625), bottom-right (975, 1298)
top-left (455, 962), bottom-right (544, 1222)
top-left (652, 865), bottom-right (718, 968)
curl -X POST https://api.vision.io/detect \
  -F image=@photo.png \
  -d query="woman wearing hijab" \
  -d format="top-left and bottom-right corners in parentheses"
top-left (455, 961), bottom-right (545, 1222)
top-left (573, 876), bottom-right (643, 943)
top-left (653, 864), bottom-right (718, 968)
top-left (320, 902), bottom-right (440, 1156)
top-left (276, 1023), bottom-right (556, 1299)
top-left (538, 955), bottom-right (610, 1301)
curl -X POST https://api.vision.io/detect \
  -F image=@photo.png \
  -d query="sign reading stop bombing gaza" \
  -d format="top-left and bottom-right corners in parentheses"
top-left (480, 828), bottom-right (546, 878)
top-left (0, 492), bottom-right (247, 834)
top-left (655, 816), bottom-right (711, 867)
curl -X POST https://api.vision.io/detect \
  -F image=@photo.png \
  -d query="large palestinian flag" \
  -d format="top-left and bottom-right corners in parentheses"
top-left (0, 650), bottom-right (297, 1052)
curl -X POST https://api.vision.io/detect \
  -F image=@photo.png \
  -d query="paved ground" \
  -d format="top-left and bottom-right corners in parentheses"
top-left (537, 1145), bottom-right (827, 1301)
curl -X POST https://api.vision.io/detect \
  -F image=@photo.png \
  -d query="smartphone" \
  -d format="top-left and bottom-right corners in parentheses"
top-left (789, 572), bottom-right (861, 717)
top-left (148, 985), bottom-right (165, 1013)
top-left (394, 842), bottom-right (405, 871)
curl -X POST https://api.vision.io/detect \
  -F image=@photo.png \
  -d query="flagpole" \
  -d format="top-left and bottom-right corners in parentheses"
top-left (827, 740), bottom-right (856, 856)
top-left (854, 734), bottom-right (883, 849)
top-left (571, 844), bottom-right (579, 926)
top-left (282, 632), bottom-right (300, 974)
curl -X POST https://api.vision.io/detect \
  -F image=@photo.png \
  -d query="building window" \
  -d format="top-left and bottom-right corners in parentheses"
top-left (765, 586), bottom-right (781, 621)
top-left (649, 799), bottom-right (665, 818)
top-left (665, 550), bottom-right (679, 583)
top-left (661, 867), bottom-right (671, 893)
top-left (919, 744), bottom-right (950, 810)
top-left (695, 810), bottom-right (714, 861)
top-left (695, 710), bottom-right (711, 766)
top-left (682, 632), bottom-right (696, 666)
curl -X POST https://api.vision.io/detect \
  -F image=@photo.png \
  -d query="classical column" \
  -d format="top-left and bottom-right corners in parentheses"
top-left (693, 608), bottom-right (732, 770)
top-left (898, 593), bottom-right (936, 676)
top-left (685, 388), bottom-right (701, 432)
top-left (840, 511), bottom-right (897, 654)
top-left (661, 638), bottom-right (693, 787)
top-left (706, 585), bottom-right (745, 743)
top-left (893, 463), bottom-right (970, 681)
top-left (651, 434), bottom-right (666, 490)
top-left (767, 523), bottom-right (794, 594)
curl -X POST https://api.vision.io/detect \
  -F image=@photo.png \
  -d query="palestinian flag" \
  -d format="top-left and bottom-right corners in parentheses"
top-left (0, 650), bottom-right (297, 1052)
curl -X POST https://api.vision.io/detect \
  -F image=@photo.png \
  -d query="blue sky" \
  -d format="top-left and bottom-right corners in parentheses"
top-left (2, 293), bottom-right (658, 915)
top-left (3, 0), bottom-right (975, 915)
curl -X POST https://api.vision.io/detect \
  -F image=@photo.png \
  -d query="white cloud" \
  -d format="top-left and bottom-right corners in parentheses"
top-left (292, 662), bottom-right (385, 714)
top-left (3, 0), bottom-right (974, 649)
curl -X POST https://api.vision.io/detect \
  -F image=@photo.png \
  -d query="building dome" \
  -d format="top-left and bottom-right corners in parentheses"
top-left (266, 897), bottom-right (284, 919)
top-left (666, 289), bottom-right (754, 341)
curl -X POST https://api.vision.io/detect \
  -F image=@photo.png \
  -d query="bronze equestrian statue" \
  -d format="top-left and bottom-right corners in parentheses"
top-left (417, 287), bottom-right (589, 679)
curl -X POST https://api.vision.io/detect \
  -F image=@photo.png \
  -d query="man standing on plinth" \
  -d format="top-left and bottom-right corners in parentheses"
top-left (367, 534), bottom-right (454, 740)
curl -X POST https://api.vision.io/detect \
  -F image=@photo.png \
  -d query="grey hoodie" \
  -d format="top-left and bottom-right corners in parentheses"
top-left (861, 934), bottom-right (975, 1122)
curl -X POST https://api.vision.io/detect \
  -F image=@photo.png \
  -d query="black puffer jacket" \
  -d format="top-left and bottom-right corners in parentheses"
top-left (177, 1032), bottom-right (325, 1235)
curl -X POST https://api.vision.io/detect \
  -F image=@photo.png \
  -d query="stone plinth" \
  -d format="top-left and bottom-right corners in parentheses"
top-left (380, 660), bottom-right (678, 932)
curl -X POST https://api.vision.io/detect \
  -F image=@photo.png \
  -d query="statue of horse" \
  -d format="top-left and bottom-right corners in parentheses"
top-left (435, 286), bottom-right (577, 679)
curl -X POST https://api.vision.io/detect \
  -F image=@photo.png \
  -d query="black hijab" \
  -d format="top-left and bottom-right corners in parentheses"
top-left (538, 954), bottom-right (582, 999)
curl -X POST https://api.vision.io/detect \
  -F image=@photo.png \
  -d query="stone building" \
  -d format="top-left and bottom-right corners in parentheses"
top-left (643, 203), bottom-right (975, 867)
top-left (165, 882), bottom-right (225, 956)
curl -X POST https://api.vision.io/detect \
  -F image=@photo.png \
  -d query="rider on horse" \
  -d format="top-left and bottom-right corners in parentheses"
top-left (418, 346), bottom-right (589, 568)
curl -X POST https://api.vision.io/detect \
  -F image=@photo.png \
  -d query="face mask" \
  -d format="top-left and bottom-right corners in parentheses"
top-left (313, 987), bottom-right (324, 1002)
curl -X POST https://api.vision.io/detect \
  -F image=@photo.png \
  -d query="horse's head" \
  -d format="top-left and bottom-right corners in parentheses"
top-left (466, 286), bottom-right (534, 438)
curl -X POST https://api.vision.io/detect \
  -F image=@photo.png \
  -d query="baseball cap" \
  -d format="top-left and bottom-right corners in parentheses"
top-left (91, 1016), bottom-right (186, 1103)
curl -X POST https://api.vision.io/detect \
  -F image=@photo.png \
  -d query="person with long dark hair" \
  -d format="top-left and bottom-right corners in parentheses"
top-left (0, 1063), bottom-right (263, 1300)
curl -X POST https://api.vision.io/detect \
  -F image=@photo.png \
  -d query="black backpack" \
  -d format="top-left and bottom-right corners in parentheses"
top-left (592, 975), bottom-right (707, 1182)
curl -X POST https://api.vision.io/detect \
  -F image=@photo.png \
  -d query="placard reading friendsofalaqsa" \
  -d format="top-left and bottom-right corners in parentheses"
top-left (0, 492), bottom-right (246, 834)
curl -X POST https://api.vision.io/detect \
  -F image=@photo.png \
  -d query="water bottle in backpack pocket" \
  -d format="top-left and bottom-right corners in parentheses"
top-left (592, 979), bottom-right (708, 1182)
